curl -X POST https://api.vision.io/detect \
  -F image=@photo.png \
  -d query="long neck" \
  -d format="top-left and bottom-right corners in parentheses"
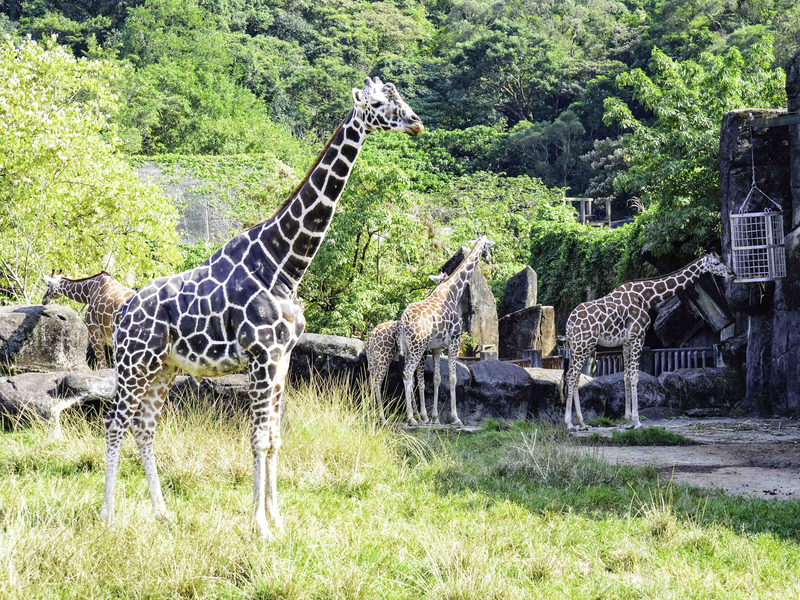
top-left (264, 109), bottom-right (367, 293)
top-left (58, 278), bottom-right (95, 305)
top-left (437, 244), bottom-right (484, 307)
top-left (638, 259), bottom-right (704, 308)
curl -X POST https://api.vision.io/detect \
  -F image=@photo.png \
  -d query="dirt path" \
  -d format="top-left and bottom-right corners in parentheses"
top-left (574, 418), bottom-right (800, 500)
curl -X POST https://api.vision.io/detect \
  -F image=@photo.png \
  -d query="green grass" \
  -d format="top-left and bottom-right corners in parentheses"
top-left (578, 427), bottom-right (697, 447)
top-left (586, 416), bottom-right (625, 427)
top-left (1, 383), bottom-right (800, 599)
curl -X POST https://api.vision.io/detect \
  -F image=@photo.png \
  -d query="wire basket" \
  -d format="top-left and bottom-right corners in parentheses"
top-left (730, 210), bottom-right (786, 282)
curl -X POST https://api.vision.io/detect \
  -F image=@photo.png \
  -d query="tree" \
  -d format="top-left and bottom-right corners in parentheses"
top-left (0, 37), bottom-right (181, 302)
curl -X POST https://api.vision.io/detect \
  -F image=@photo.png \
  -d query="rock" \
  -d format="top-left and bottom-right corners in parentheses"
top-left (578, 371), bottom-right (665, 420)
top-left (658, 368), bottom-right (744, 412)
top-left (498, 305), bottom-right (556, 359)
top-left (458, 360), bottom-right (530, 425)
top-left (421, 356), bottom-right (471, 422)
top-left (0, 369), bottom-right (114, 434)
top-left (718, 332), bottom-right (747, 379)
top-left (440, 248), bottom-right (499, 350)
top-left (653, 296), bottom-right (702, 348)
top-left (0, 305), bottom-right (89, 374)
top-left (639, 406), bottom-right (684, 420)
top-left (686, 407), bottom-right (729, 417)
top-left (289, 333), bottom-right (367, 384)
top-left (499, 267), bottom-right (537, 317)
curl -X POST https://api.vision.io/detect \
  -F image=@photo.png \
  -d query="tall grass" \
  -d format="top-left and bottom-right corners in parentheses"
top-left (1, 380), bottom-right (800, 598)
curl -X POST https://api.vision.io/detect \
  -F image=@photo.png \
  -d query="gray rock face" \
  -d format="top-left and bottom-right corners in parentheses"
top-left (658, 368), bottom-right (743, 412)
top-left (578, 371), bottom-right (665, 420)
top-left (498, 305), bottom-right (556, 359)
top-left (290, 333), bottom-right (367, 384)
top-left (421, 356), bottom-right (472, 422)
top-left (0, 369), bottom-right (114, 433)
top-left (459, 360), bottom-right (531, 424)
top-left (500, 267), bottom-right (538, 317)
top-left (653, 296), bottom-right (703, 348)
top-left (440, 248), bottom-right (499, 349)
top-left (718, 333), bottom-right (747, 379)
top-left (0, 305), bottom-right (89, 375)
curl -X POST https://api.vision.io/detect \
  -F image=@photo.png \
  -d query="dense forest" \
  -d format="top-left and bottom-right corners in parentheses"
top-left (0, 0), bottom-right (795, 335)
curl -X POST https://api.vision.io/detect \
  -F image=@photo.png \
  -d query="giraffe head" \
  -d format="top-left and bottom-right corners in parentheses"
top-left (353, 77), bottom-right (423, 135)
top-left (41, 272), bottom-right (64, 305)
top-left (700, 251), bottom-right (736, 280)
top-left (476, 236), bottom-right (495, 262)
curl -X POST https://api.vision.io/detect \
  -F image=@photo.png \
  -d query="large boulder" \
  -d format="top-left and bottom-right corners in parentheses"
top-left (653, 296), bottom-right (703, 348)
top-left (0, 305), bottom-right (89, 374)
top-left (440, 248), bottom-right (499, 349)
top-left (0, 369), bottom-right (114, 432)
top-left (169, 373), bottom-right (250, 411)
top-left (578, 371), bottom-right (665, 420)
top-left (458, 359), bottom-right (531, 424)
top-left (658, 368), bottom-right (743, 413)
top-left (499, 267), bottom-right (538, 317)
top-left (498, 305), bottom-right (556, 358)
top-left (289, 333), bottom-right (367, 384)
top-left (420, 355), bottom-right (471, 422)
top-left (527, 368), bottom-right (593, 423)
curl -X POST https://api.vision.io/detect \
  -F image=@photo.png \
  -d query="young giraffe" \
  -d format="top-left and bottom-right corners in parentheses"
top-left (396, 237), bottom-right (494, 426)
top-left (100, 78), bottom-right (423, 539)
top-left (562, 252), bottom-right (736, 431)
top-left (42, 271), bottom-right (134, 369)
top-left (366, 272), bottom-right (446, 423)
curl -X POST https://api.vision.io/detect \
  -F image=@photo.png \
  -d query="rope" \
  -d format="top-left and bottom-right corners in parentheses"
top-left (737, 113), bottom-right (783, 214)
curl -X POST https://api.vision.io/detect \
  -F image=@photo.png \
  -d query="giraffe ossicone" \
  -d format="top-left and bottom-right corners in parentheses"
top-left (562, 252), bottom-right (736, 432)
top-left (42, 271), bottom-right (134, 369)
top-left (395, 237), bottom-right (494, 427)
top-left (100, 78), bottom-right (423, 539)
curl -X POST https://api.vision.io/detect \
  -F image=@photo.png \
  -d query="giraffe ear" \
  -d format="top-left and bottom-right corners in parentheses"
top-left (43, 275), bottom-right (54, 285)
top-left (429, 273), bottom-right (445, 284)
top-left (352, 88), bottom-right (366, 108)
top-left (485, 240), bottom-right (496, 248)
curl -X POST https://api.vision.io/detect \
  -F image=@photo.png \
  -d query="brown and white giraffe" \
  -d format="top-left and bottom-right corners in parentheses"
top-left (366, 272), bottom-right (445, 423)
top-left (562, 252), bottom-right (736, 431)
top-left (99, 78), bottom-right (423, 539)
top-left (42, 271), bottom-right (134, 369)
top-left (396, 237), bottom-right (494, 426)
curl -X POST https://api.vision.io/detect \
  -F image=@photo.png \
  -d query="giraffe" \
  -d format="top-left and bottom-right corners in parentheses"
top-left (41, 271), bottom-right (134, 369)
top-left (99, 77), bottom-right (423, 539)
top-left (396, 237), bottom-right (494, 426)
top-left (366, 272), bottom-right (446, 423)
top-left (562, 252), bottom-right (736, 432)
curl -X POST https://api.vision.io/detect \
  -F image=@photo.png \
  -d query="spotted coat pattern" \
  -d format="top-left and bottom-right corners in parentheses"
top-left (396, 237), bottom-right (493, 426)
top-left (99, 77), bottom-right (423, 539)
top-left (42, 272), bottom-right (134, 369)
top-left (366, 274), bottom-right (445, 422)
top-left (563, 252), bottom-right (736, 431)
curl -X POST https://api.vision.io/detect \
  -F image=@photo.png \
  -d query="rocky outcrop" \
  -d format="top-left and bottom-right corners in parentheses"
top-left (440, 248), bottom-right (499, 349)
top-left (499, 267), bottom-right (537, 317)
top-left (653, 296), bottom-right (703, 348)
top-left (289, 333), bottom-right (367, 384)
top-left (0, 305), bottom-right (89, 375)
top-left (658, 368), bottom-right (743, 413)
top-left (498, 305), bottom-right (556, 359)
top-left (578, 372), bottom-right (665, 420)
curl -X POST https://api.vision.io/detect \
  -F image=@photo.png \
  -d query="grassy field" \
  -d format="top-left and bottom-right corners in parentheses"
top-left (2, 381), bottom-right (800, 599)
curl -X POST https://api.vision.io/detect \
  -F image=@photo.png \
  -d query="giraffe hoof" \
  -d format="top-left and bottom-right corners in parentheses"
top-left (430, 417), bottom-right (440, 425)
top-left (99, 507), bottom-right (113, 527)
top-left (567, 425), bottom-right (578, 433)
top-left (404, 418), bottom-right (419, 428)
top-left (578, 425), bottom-right (589, 431)
top-left (450, 419), bottom-right (463, 427)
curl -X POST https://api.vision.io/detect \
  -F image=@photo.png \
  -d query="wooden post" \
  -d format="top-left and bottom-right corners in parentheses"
top-left (605, 198), bottom-right (611, 227)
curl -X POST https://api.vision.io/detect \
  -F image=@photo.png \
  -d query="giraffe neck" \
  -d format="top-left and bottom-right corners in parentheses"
top-left (254, 109), bottom-right (367, 295)
top-left (57, 277), bottom-right (96, 305)
top-left (638, 259), bottom-right (704, 309)
top-left (436, 243), bottom-right (484, 310)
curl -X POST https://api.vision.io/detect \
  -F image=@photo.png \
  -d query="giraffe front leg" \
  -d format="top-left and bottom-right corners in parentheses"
top-left (565, 349), bottom-right (588, 432)
top-left (430, 348), bottom-right (441, 424)
top-left (626, 338), bottom-right (644, 429)
top-left (416, 357), bottom-right (428, 424)
top-left (88, 324), bottom-right (109, 369)
top-left (131, 364), bottom-right (178, 523)
top-left (447, 338), bottom-right (462, 427)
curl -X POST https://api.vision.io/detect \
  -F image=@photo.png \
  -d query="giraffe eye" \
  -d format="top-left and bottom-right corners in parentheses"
top-left (371, 101), bottom-right (381, 108)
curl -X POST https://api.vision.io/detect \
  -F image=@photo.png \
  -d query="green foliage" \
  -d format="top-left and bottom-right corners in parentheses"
top-left (579, 428), bottom-right (697, 446)
top-left (0, 38), bottom-right (180, 303)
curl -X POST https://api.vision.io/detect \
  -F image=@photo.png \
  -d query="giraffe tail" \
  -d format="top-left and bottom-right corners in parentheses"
top-left (561, 352), bottom-right (570, 404)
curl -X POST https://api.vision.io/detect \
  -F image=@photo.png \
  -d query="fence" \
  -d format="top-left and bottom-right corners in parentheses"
top-left (590, 347), bottom-right (716, 377)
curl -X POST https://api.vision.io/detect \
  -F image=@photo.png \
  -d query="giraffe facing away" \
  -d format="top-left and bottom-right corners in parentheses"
top-left (100, 77), bottom-right (423, 539)
top-left (42, 271), bottom-right (134, 369)
top-left (396, 237), bottom-right (494, 426)
top-left (562, 252), bottom-right (736, 432)
top-left (366, 272), bottom-right (446, 423)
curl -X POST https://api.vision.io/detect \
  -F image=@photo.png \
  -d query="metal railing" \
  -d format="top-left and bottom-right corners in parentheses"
top-left (590, 347), bottom-right (715, 377)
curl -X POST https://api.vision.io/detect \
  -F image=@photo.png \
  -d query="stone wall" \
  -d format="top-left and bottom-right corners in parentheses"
top-left (719, 48), bottom-right (800, 416)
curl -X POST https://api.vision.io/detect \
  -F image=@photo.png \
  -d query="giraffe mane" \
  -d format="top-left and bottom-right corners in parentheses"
top-left (245, 112), bottom-right (353, 232)
top-left (623, 255), bottom-right (705, 285)
top-left (437, 240), bottom-right (484, 288)
top-left (61, 270), bottom-right (112, 283)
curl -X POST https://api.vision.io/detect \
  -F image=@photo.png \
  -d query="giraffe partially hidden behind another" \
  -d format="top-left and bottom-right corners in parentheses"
top-left (100, 78), bottom-right (423, 539)
top-left (562, 252), bottom-right (736, 432)
top-left (396, 237), bottom-right (494, 427)
top-left (42, 271), bottom-right (134, 369)
top-left (366, 272), bottom-right (446, 423)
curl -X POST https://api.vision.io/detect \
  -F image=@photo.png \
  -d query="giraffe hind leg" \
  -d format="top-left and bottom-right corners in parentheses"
top-left (430, 348), bottom-right (441, 424)
top-left (447, 337), bottom-right (462, 427)
top-left (416, 357), bottom-right (428, 423)
top-left (565, 347), bottom-right (591, 432)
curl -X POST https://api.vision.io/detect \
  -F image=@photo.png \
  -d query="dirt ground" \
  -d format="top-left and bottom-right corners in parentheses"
top-left (574, 418), bottom-right (800, 500)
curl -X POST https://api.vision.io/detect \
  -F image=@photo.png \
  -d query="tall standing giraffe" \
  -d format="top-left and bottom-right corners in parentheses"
top-left (41, 271), bottom-right (134, 369)
top-left (396, 237), bottom-right (494, 426)
top-left (562, 252), bottom-right (736, 431)
top-left (100, 78), bottom-right (423, 539)
top-left (366, 272), bottom-right (445, 423)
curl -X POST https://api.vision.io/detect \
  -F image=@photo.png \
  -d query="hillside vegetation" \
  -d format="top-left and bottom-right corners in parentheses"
top-left (0, 0), bottom-right (793, 332)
